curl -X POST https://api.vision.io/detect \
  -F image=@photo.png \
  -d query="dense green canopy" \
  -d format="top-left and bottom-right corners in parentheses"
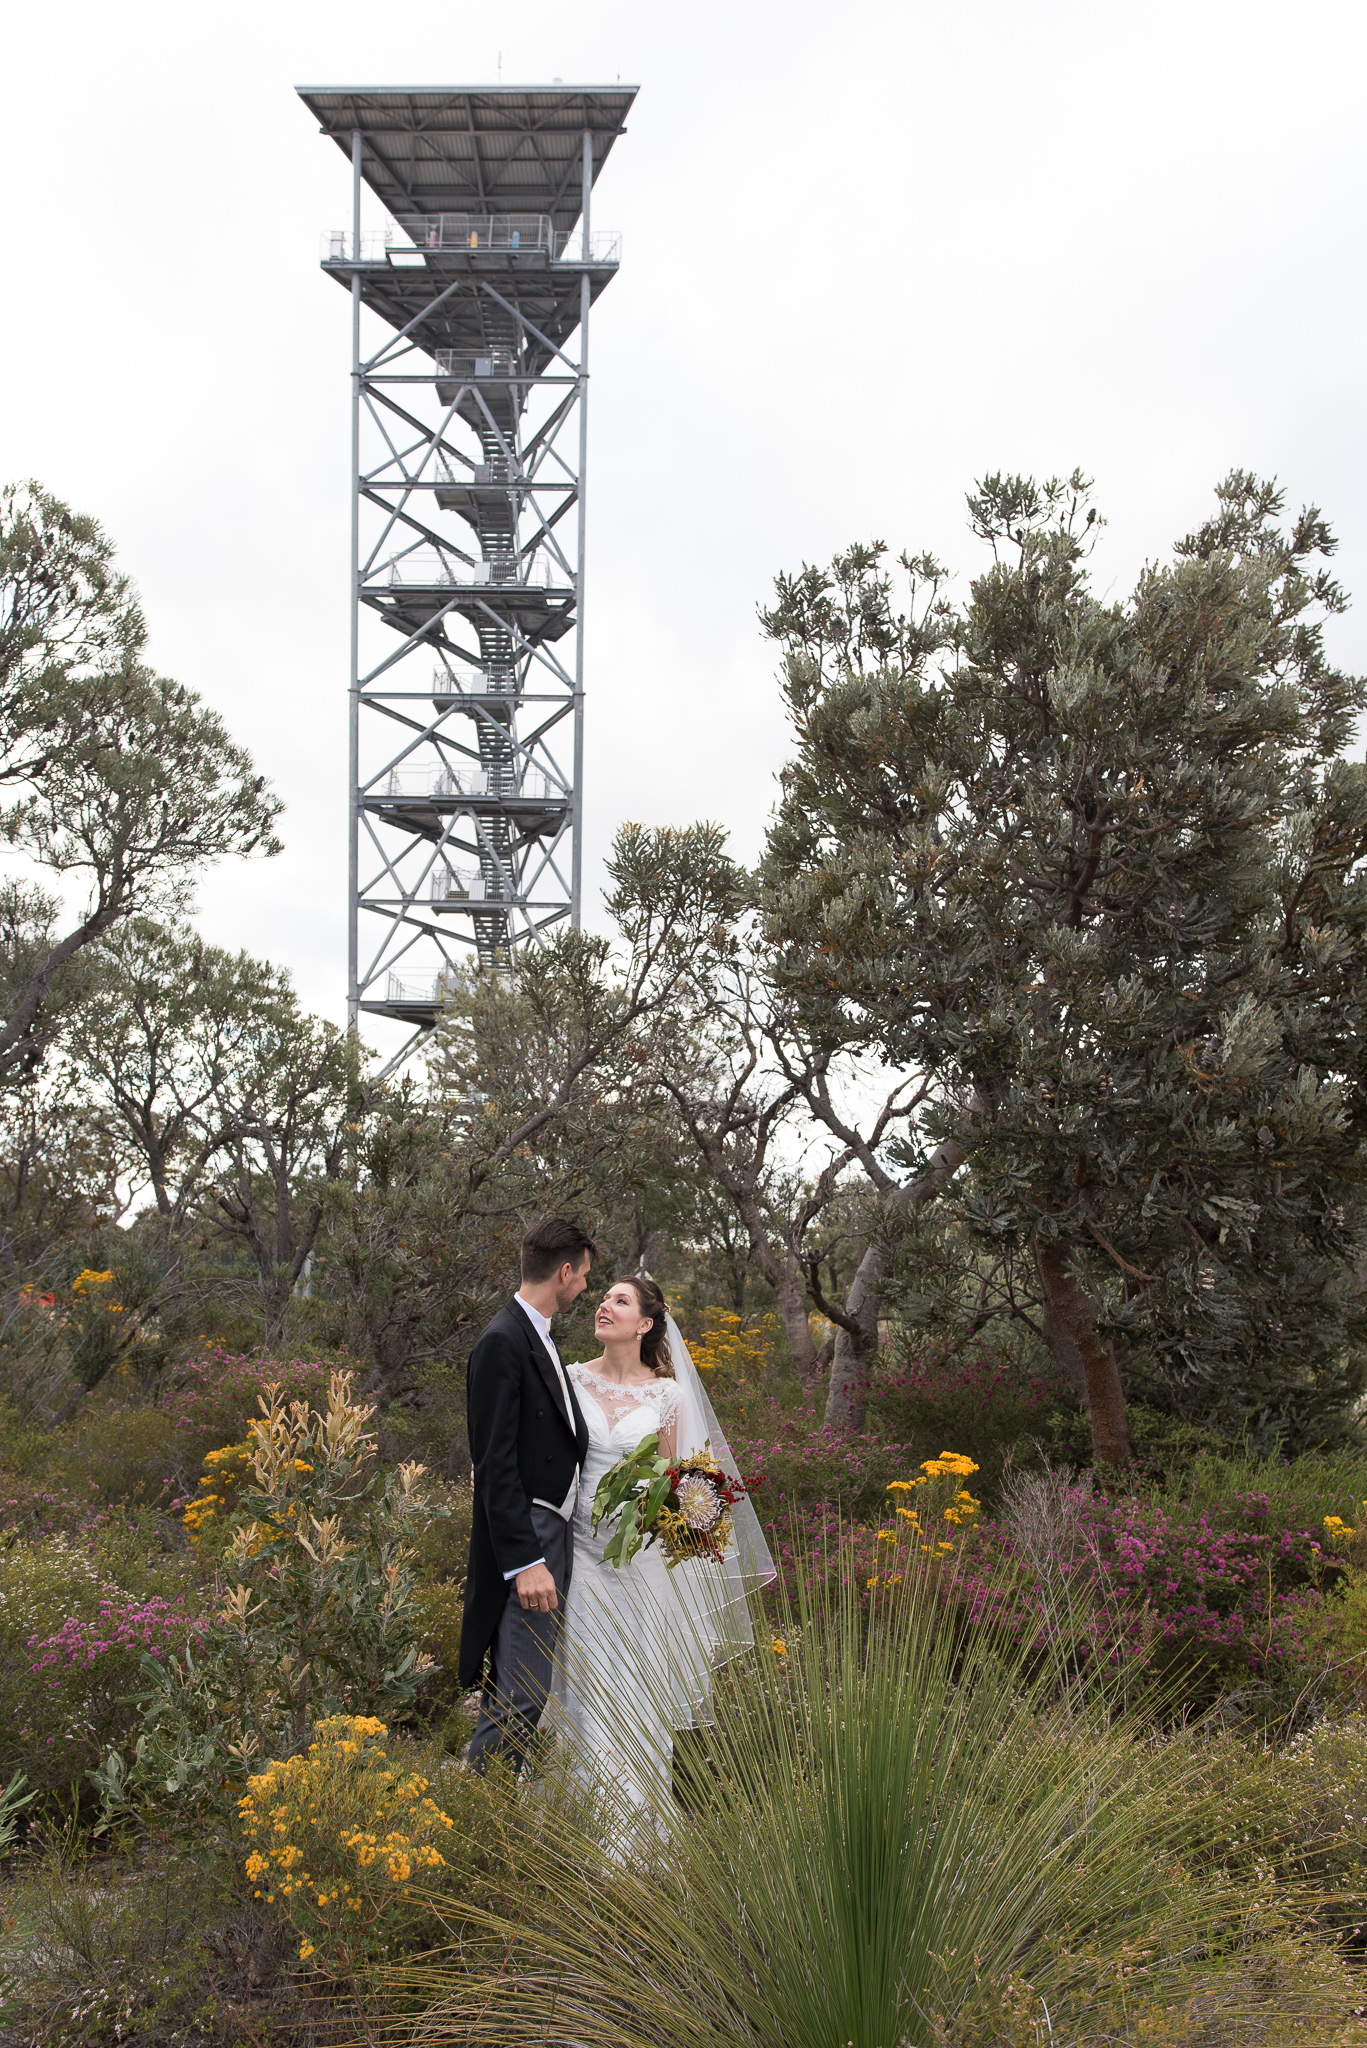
top-left (758, 473), bottom-right (1367, 1456)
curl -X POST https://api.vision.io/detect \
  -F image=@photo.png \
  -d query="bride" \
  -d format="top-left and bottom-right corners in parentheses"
top-left (548, 1274), bottom-right (774, 1824)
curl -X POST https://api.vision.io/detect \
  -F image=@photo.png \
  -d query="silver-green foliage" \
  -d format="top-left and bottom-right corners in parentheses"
top-left (757, 472), bottom-right (1367, 1449)
top-left (94, 1371), bottom-right (440, 1836)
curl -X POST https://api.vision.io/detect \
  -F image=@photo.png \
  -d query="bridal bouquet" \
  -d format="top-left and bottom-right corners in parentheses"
top-left (591, 1433), bottom-right (749, 1570)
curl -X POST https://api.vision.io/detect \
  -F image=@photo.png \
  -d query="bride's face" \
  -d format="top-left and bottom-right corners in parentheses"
top-left (594, 1284), bottom-right (651, 1349)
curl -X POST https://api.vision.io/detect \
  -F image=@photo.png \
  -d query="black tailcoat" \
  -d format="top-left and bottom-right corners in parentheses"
top-left (458, 1297), bottom-right (591, 1688)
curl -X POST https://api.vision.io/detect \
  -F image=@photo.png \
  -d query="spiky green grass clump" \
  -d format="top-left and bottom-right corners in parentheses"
top-left (392, 1537), bottom-right (1349, 2047)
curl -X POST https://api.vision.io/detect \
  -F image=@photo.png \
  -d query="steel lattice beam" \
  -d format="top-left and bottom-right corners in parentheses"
top-left (299, 83), bottom-right (635, 1031)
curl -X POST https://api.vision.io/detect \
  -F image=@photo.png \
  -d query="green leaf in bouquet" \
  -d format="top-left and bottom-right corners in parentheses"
top-left (643, 1472), bottom-right (674, 1524)
top-left (590, 1432), bottom-right (666, 1536)
top-left (603, 1497), bottom-right (647, 1569)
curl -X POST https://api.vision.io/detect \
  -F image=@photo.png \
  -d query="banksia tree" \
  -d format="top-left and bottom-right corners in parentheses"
top-left (759, 472), bottom-right (1367, 1459)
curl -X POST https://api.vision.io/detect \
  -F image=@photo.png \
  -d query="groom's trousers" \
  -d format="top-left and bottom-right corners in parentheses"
top-left (467, 1504), bottom-right (572, 1774)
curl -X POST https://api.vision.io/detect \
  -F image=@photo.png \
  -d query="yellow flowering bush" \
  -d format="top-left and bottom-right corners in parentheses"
top-left (688, 1309), bottom-right (781, 1379)
top-left (71, 1268), bottom-right (116, 1299)
top-left (1323, 1508), bottom-right (1362, 1554)
top-left (237, 1714), bottom-right (513, 1977)
top-left (94, 1372), bottom-right (444, 1833)
top-left (870, 1454), bottom-right (982, 1587)
top-left (182, 1440), bottom-right (254, 1544)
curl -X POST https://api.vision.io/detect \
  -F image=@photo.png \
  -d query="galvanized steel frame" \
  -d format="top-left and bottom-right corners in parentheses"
top-left (317, 99), bottom-right (620, 1050)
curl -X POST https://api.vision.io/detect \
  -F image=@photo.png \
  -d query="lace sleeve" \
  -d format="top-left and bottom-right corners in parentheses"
top-left (657, 1377), bottom-right (681, 1461)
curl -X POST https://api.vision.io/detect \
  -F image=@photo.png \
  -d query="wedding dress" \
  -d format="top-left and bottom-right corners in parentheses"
top-left (547, 1320), bottom-right (775, 1828)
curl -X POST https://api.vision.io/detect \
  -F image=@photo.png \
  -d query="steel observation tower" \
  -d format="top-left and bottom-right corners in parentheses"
top-left (298, 84), bottom-right (636, 1054)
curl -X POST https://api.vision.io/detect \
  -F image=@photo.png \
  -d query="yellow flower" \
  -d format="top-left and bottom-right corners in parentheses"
top-left (299, 1939), bottom-right (315, 1961)
top-left (71, 1268), bottom-right (114, 1294)
top-left (920, 1452), bottom-right (979, 1478)
top-left (771, 1639), bottom-right (787, 1656)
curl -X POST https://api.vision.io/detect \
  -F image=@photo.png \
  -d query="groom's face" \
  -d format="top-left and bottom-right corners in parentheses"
top-left (552, 1252), bottom-right (592, 1315)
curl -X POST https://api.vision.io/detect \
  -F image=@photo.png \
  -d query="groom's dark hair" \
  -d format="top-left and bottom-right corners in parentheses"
top-left (520, 1217), bottom-right (597, 1284)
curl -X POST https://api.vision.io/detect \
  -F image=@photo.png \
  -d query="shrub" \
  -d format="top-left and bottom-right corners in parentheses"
top-left (1177, 1717), bottom-right (1367, 1946)
top-left (155, 1346), bottom-right (333, 1451)
top-left (0, 1396), bottom-right (51, 1475)
top-left (409, 1475), bottom-right (473, 1590)
top-left (95, 1370), bottom-right (442, 1832)
top-left (1305, 1565), bottom-right (1367, 1713)
top-left (0, 1469), bottom-right (87, 1540)
top-left (724, 1390), bottom-right (913, 1520)
top-left (180, 1438), bottom-right (254, 1548)
top-left (406, 1478), bottom-right (473, 1737)
top-left (47, 1399), bottom-right (188, 1509)
top-left (929, 1920), bottom-right (1366, 2046)
top-left (1044, 1396), bottom-right (1249, 1483)
top-left (237, 1713), bottom-right (514, 1982)
top-left (411, 1579), bottom-right (470, 1731)
top-left (1078, 1484), bottom-right (1327, 1691)
top-left (1160, 1444), bottom-right (1367, 1534)
top-left (0, 1840), bottom-right (308, 2047)
top-left (945, 1465), bottom-right (1337, 1711)
top-left (687, 1308), bottom-right (784, 1381)
top-left (0, 1538), bottom-right (198, 1805)
top-left (378, 1357), bottom-right (471, 1482)
top-left (869, 1347), bottom-right (1069, 1506)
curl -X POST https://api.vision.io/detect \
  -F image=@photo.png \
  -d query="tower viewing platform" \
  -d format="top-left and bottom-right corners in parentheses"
top-left (298, 83), bottom-right (635, 1051)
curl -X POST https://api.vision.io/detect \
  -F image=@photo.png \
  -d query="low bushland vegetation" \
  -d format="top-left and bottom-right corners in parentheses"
top-left (5, 1335), bottom-right (1367, 2044)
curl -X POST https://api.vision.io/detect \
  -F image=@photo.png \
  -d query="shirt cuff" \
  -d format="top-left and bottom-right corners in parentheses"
top-left (503, 1558), bottom-right (546, 1580)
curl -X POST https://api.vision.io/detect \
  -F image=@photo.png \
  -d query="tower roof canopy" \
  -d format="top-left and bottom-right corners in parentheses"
top-left (296, 85), bottom-right (638, 234)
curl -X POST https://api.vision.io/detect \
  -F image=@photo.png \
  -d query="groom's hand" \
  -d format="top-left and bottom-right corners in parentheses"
top-left (515, 1562), bottom-right (558, 1614)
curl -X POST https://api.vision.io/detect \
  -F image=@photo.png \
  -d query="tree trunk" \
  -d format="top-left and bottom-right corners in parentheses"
top-left (822, 1123), bottom-right (975, 1430)
top-left (1033, 1238), bottom-right (1132, 1466)
top-left (772, 1257), bottom-right (821, 1379)
top-left (822, 1241), bottom-right (883, 1428)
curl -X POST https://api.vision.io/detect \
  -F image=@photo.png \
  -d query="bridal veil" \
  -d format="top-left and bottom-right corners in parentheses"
top-left (664, 1312), bottom-right (776, 1680)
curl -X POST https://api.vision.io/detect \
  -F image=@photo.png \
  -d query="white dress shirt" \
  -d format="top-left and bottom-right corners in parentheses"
top-left (502, 1293), bottom-right (580, 1581)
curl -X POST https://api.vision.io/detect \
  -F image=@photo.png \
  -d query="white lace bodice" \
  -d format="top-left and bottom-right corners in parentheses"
top-left (568, 1363), bottom-right (680, 1537)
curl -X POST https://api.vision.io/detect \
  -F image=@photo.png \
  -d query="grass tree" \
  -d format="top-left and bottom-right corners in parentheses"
top-left (757, 472), bottom-right (1367, 1458)
top-left (399, 1543), bottom-right (1243, 2048)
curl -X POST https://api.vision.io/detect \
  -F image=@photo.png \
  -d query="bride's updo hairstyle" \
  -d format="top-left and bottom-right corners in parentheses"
top-left (616, 1274), bottom-right (673, 1377)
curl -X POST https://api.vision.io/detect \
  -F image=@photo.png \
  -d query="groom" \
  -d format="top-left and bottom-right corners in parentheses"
top-left (460, 1217), bottom-right (595, 1773)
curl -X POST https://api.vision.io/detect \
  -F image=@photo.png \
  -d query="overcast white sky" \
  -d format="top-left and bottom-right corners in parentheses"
top-left (2, 0), bottom-right (1364, 1060)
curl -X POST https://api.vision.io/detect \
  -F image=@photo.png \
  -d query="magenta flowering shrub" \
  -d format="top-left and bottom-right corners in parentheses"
top-left (761, 1467), bottom-right (1335, 1708)
top-left (724, 1392), bottom-right (913, 1520)
top-left (940, 1483), bottom-right (1329, 1700)
top-left (876, 1346), bottom-right (1068, 1422)
top-left (718, 1348), bottom-right (1067, 1522)
top-left (0, 1541), bottom-right (203, 1805)
top-left (0, 1475), bottom-right (89, 1539)
top-left (28, 1591), bottom-right (201, 1676)
top-left (1055, 1486), bottom-right (1327, 1690)
top-left (868, 1348), bottom-right (1070, 1499)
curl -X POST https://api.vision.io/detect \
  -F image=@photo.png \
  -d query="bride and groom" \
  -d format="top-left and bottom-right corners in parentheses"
top-left (458, 1216), bottom-right (772, 1812)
